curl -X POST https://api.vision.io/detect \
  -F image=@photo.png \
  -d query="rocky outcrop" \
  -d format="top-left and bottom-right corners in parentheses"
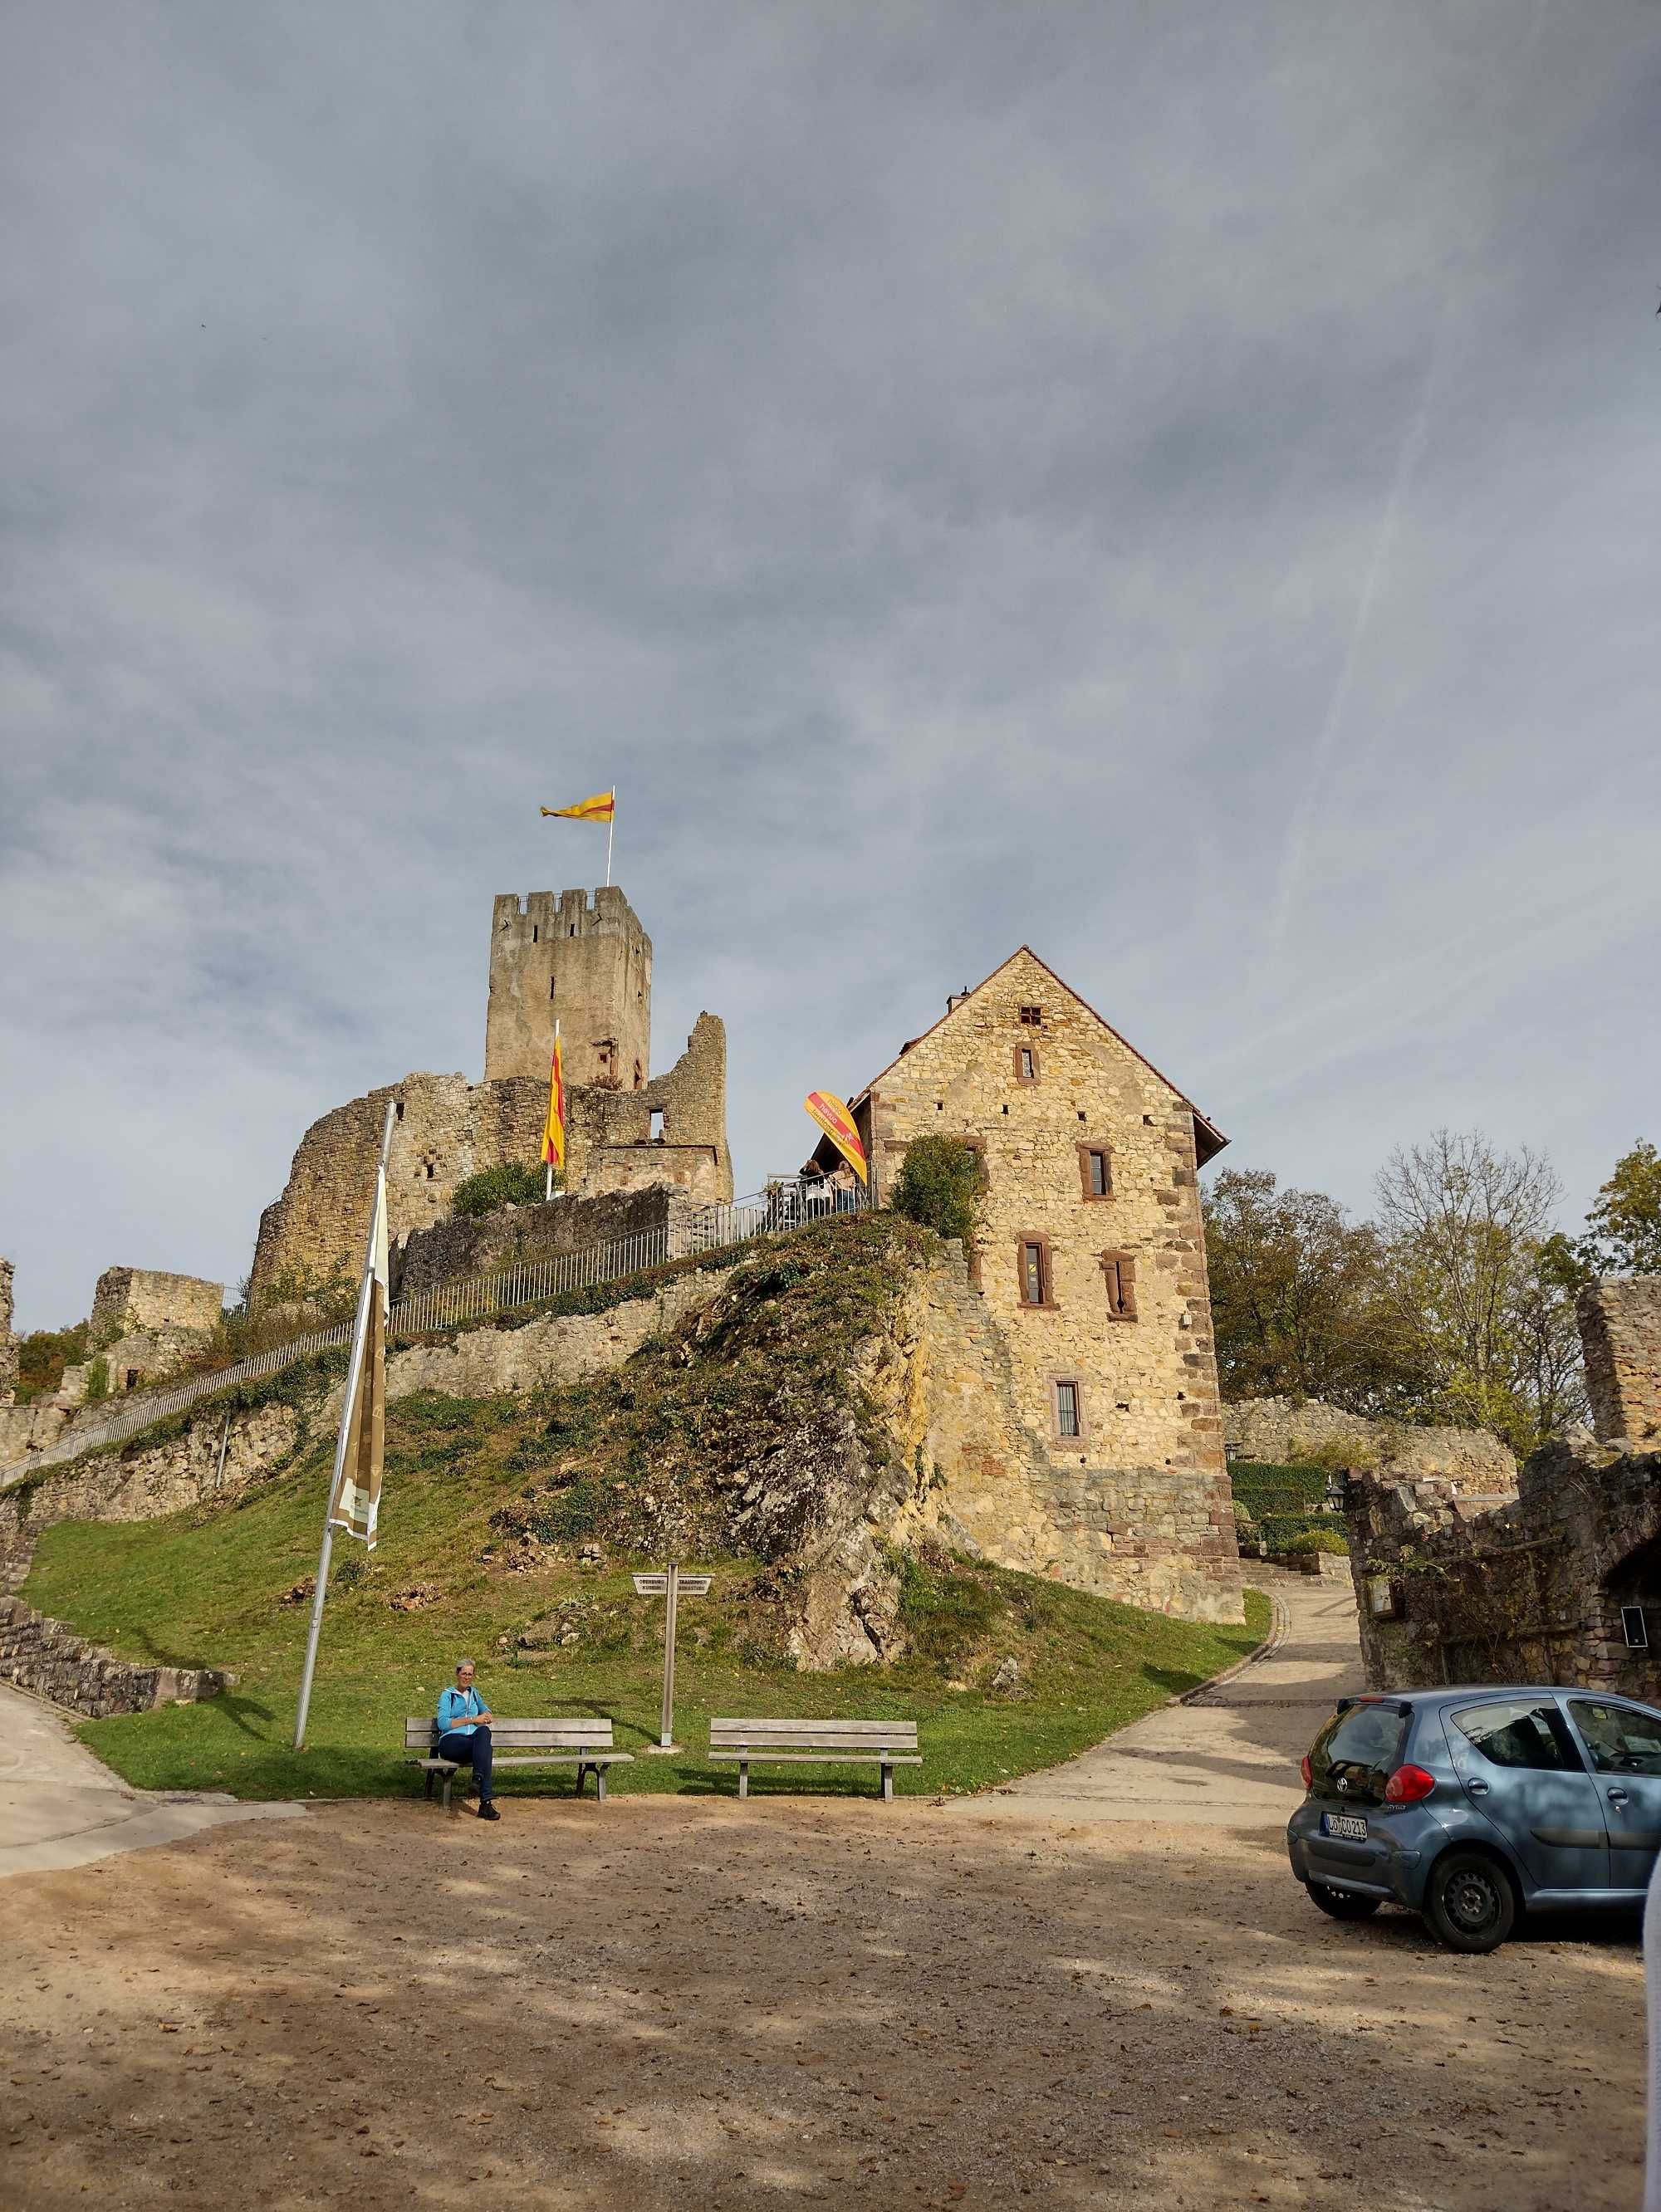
top-left (1225, 1397), bottom-right (1516, 1489)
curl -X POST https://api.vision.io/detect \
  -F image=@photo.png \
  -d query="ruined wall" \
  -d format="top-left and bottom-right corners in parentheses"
top-left (91, 1267), bottom-right (223, 1338)
top-left (0, 1256), bottom-right (17, 1407)
top-left (484, 886), bottom-right (652, 1090)
top-left (1224, 1397), bottom-right (1517, 1487)
top-left (394, 1185), bottom-right (698, 1298)
top-left (1344, 1437), bottom-right (1661, 1700)
top-left (1580, 1277), bottom-right (1661, 1448)
top-left (860, 949), bottom-right (1240, 1623)
top-left (249, 1070), bottom-right (548, 1303)
top-left (567, 1012), bottom-right (733, 1204)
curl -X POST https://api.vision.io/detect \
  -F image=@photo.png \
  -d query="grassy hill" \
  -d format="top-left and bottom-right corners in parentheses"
top-left (22, 1216), bottom-right (1269, 1801)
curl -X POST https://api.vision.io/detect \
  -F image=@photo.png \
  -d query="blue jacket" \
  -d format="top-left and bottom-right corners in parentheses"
top-left (437, 1685), bottom-right (486, 1737)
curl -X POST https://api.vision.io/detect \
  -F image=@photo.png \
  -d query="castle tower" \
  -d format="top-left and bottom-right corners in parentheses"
top-left (483, 886), bottom-right (653, 1092)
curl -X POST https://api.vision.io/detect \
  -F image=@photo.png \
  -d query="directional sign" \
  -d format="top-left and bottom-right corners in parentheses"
top-left (631, 1564), bottom-right (713, 1750)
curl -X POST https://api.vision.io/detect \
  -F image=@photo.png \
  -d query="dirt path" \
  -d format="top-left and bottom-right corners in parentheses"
top-left (972, 1568), bottom-right (1365, 1824)
top-left (2, 1792), bottom-right (1640, 2212)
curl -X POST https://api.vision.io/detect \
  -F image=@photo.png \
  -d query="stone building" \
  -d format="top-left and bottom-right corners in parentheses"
top-left (249, 885), bottom-right (731, 1304)
top-left (806, 946), bottom-right (1242, 1622)
top-left (1345, 1275), bottom-right (1661, 1700)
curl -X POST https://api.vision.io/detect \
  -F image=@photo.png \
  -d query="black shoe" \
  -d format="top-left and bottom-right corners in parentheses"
top-left (477, 1799), bottom-right (500, 1821)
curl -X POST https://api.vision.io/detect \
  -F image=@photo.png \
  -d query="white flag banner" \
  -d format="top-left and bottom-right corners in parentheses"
top-left (327, 1157), bottom-right (389, 1548)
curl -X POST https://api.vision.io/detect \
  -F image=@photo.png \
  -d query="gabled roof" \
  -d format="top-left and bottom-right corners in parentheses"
top-left (825, 945), bottom-right (1227, 1167)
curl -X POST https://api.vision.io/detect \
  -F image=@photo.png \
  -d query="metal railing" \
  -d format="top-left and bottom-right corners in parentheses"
top-left (0, 1178), bottom-right (870, 1495)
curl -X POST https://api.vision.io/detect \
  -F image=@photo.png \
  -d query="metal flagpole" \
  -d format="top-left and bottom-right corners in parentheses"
top-left (605, 788), bottom-right (615, 887)
top-left (546, 1018), bottom-right (559, 1201)
top-left (294, 1098), bottom-right (396, 1751)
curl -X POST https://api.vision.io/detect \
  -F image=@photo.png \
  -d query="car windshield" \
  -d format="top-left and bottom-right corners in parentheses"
top-left (1309, 1701), bottom-right (1409, 1800)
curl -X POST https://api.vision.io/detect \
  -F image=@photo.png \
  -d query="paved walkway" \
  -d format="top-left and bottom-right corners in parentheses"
top-left (965, 1567), bottom-right (1365, 1824)
top-left (0, 1682), bottom-right (301, 1879)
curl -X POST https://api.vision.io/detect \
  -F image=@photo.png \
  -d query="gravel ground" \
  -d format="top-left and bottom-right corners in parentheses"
top-left (1, 1795), bottom-right (1642, 2211)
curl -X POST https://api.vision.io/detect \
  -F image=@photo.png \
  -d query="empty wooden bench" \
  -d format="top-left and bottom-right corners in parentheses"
top-left (709, 1717), bottom-right (921, 1801)
top-left (404, 1717), bottom-right (633, 1808)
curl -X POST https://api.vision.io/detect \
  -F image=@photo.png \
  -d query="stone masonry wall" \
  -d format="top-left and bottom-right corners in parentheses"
top-left (0, 1255), bottom-right (17, 1406)
top-left (394, 1186), bottom-right (697, 1298)
top-left (91, 1267), bottom-right (224, 1338)
top-left (484, 886), bottom-right (653, 1090)
top-left (860, 949), bottom-right (1240, 1622)
top-left (0, 1595), bottom-right (229, 1716)
top-left (566, 1013), bottom-right (733, 1204)
top-left (1344, 1436), bottom-right (1661, 1700)
top-left (1224, 1397), bottom-right (1517, 1486)
top-left (1580, 1277), bottom-right (1661, 1447)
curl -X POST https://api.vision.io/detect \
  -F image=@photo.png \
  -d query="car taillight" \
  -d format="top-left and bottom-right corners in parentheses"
top-left (1300, 1753), bottom-right (1313, 1789)
top-left (1384, 1763), bottom-right (1435, 1804)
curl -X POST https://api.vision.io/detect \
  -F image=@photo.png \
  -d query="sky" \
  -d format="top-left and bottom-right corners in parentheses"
top-left (2, 1), bottom-right (1659, 1333)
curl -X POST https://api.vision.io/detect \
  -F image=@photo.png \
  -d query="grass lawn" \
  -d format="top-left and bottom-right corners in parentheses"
top-left (23, 1453), bottom-right (1268, 1803)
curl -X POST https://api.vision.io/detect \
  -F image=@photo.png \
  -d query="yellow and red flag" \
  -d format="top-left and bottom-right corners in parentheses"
top-left (803, 1091), bottom-right (868, 1186)
top-left (541, 1033), bottom-right (566, 1171)
top-left (540, 790), bottom-right (615, 822)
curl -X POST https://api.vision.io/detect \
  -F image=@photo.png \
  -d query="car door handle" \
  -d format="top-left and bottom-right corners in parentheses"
top-left (1467, 1780), bottom-right (1490, 1797)
top-left (1608, 1788), bottom-right (1630, 1807)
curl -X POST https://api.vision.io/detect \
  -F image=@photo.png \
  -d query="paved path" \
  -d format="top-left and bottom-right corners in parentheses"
top-left (966, 1567), bottom-right (1365, 1824)
top-left (0, 1681), bottom-right (301, 1879)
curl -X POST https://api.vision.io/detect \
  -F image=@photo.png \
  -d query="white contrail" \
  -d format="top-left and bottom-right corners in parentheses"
top-left (1263, 0), bottom-right (1551, 961)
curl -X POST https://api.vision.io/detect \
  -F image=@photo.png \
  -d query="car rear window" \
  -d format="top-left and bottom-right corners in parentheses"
top-left (1310, 1701), bottom-right (1409, 1799)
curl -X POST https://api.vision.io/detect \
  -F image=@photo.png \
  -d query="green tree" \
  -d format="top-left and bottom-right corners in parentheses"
top-left (450, 1161), bottom-right (558, 1220)
top-left (890, 1137), bottom-right (986, 1243)
top-left (1202, 1167), bottom-right (1424, 1412)
top-left (1574, 1141), bottom-right (1661, 1279)
top-left (1374, 1128), bottom-right (1585, 1454)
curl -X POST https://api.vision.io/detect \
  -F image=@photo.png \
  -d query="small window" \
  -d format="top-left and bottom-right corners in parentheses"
top-left (550, 976), bottom-right (557, 999)
top-left (1453, 1700), bottom-right (1578, 1773)
top-left (125, 1368), bottom-right (141, 1392)
top-left (1100, 1251), bottom-right (1137, 1319)
top-left (394, 1102), bottom-right (404, 1122)
top-left (1017, 1237), bottom-right (1051, 1307)
top-left (424, 1161), bottom-right (437, 1181)
top-left (532, 925), bottom-right (539, 943)
top-left (1054, 1379), bottom-right (1080, 1438)
top-left (634, 1060), bottom-right (644, 1090)
top-left (1019, 1005), bottom-right (1043, 1026)
top-left (1079, 1145), bottom-right (1112, 1200)
top-left (649, 1108), bottom-right (665, 1141)
top-left (1014, 1045), bottom-right (1038, 1084)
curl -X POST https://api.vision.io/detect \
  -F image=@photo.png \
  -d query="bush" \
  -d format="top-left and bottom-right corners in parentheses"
top-left (84, 1356), bottom-right (110, 1403)
top-left (1283, 1525), bottom-right (1350, 1557)
top-left (15, 1321), bottom-right (91, 1403)
top-left (890, 1137), bottom-right (986, 1243)
top-left (450, 1162), bottom-right (557, 1219)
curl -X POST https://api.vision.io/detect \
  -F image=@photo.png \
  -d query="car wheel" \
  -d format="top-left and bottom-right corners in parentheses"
top-left (1423, 1850), bottom-right (1516, 1954)
top-left (1306, 1882), bottom-right (1381, 1921)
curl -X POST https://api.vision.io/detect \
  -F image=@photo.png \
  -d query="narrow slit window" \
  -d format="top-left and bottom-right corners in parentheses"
top-left (1101, 1251), bottom-right (1138, 1320)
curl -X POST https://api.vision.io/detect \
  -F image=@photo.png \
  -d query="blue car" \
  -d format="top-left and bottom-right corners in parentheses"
top-left (1286, 1686), bottom-right (1661, 1952)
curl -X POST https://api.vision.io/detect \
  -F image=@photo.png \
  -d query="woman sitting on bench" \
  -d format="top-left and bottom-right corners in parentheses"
top-left (436, 1658), bottom-right (499, 1821)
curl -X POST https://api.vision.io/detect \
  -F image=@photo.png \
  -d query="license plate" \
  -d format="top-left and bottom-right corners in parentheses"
top-left (1321, 1812), bottom-right (1369, 1841)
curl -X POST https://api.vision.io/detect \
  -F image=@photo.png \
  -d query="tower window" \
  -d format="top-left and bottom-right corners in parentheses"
top-left (424, 1161), bottom-right (437, 1182)
top-left (634, 1060), bottom-right (644, 1089)
top-left (1079, 1146), bottom-right (1112, 1200)
top-left (649, 1108), bottom-right (665, 1141)
top-left (550, 977), bottom-right (556, 999)
top-left (1016, 1236), bottom-right (1053, 1308)
top-left (532, 925), bottom-right (538, 943)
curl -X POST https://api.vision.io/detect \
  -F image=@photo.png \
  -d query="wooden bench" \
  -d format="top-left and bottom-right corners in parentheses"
top-left (709, 1718), bottom-right (921, 1801)
top-left (403, 1717), bottom-right (633, 1808)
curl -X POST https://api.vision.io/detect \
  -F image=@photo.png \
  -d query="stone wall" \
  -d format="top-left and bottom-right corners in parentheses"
top-left (1580, 1277), bottom-right (1661, 1447)
top-left (91, 1266), bottom-right (224, 1337)
top-left (1344, 1436), bottom-right (1661, 1700)
top-left (394, 1185), bottom-right (698, 1299)
top-left (485, 886), bottom-right (653, 1091)
top-left (0, 1595), bottom-right (229, 1716)
top-left (0, 1397), bottom-right (304, 1586)
top-left (1224, 1397), bottom-right (1517, 1487)
top-left (0, 1255), bottom-right (17, 1406)
top-left (846, 947), bottom-right (1240, 1623)
top-left (566, 1013), bottom-right (733, 1204)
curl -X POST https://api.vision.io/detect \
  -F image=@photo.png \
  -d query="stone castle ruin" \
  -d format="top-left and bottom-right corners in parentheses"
top-left (249, 885), bottom-right (732, 1303)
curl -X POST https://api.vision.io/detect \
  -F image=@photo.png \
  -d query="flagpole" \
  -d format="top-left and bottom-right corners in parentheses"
top-left (605, 788), bottom-right (615, 887)
top-left (294, 1097), bottom-right (396, 1751)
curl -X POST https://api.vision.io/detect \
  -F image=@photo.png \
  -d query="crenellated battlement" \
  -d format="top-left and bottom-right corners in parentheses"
top-left (485, 884), bottom-right (652, 1090)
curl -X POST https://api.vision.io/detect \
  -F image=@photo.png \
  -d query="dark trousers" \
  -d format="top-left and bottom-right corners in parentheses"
top-left (438, 1726), bottom-right (493, 1800)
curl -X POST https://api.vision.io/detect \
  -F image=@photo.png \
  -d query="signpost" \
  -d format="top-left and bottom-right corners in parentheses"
top-left (631, 1564), bottom-right (712, 1753)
